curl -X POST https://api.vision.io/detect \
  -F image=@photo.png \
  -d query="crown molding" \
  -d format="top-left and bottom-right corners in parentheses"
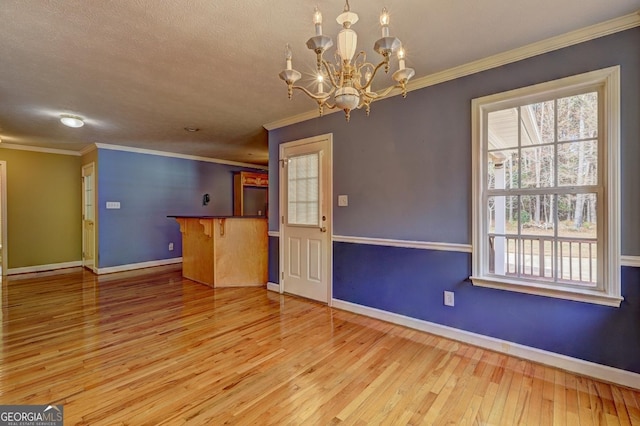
top-left (79, 144), bottom-right (97, 156)
top-left (408, 11), bottom-right (640, 93)
top-left (93, 143), bottom-right (268, 170)
top-left (264, 109), bottom-right (337, 131)
top-left (264, 11), bottom-right (640, 131)
top-left (0, 140), bottom-right (268, 169)
top-left (0, 143), bottom-right (81, 156)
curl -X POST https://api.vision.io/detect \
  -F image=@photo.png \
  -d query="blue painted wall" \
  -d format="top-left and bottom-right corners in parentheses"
top-left (97, 149), bottom-right (264, 268)
top-left (268, 28), bottom-right (640, 374)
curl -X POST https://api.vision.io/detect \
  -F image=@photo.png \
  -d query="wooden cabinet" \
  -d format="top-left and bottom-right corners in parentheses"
top-left (234, 171), bottom-right (268, 217)
top-left (174, 217), bottom-right (267, 288)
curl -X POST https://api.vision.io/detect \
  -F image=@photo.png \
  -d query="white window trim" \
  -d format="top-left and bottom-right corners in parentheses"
top-left (471, 66), bottom-right (621, 307)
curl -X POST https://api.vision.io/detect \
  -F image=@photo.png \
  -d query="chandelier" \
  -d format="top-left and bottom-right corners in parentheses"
top-left (279, 1), bottom-right (415, 121)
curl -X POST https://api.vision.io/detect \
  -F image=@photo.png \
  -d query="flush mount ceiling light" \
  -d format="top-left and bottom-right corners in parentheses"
top-left (279, 0), bottom-right (415, 121)
top-left (60, 114), bottom-right (84, 128)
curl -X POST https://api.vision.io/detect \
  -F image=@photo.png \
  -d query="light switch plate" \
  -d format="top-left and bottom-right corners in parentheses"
top-left (338, 195), bottom-right (348, 207)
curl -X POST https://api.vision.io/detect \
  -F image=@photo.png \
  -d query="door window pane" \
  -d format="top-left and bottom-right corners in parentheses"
top-left (287, 153), bottom-right (319, 226)
top-left (84, 173), bottom-right (94, 221)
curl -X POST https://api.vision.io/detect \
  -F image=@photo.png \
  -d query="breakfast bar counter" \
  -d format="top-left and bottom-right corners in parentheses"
top-left (169, 216), bottom-right (267, 288)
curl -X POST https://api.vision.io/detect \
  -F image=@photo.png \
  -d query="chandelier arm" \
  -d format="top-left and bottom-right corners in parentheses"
top-left (326, 61), bottom-right (339, 80)
top-left (373, 84), bottom-right (398, 98)
top-left (354, 62), bottom-right (376, 90)
top-left (353, 51), bottom-right (366, 67)
top-left (364, 83), bottom-right (404, 101)
top-left (291, 85), bottom-right (332, 101)
top-left (361, 59), bottom-right (389, 91)
top-left (321, 60), bottom-right (340, 90)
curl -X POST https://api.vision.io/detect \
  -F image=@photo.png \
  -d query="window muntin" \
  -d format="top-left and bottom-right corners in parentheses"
top-left (472, 67), bottom-right (621, 306)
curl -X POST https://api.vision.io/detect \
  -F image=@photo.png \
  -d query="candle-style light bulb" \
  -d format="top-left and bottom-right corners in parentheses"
top-left (285, 43), bottom-right (293, 70)
top-left (317, 74), bottom-right (324, 94)
top-left (365, 71), bottom-right (372, 93)
top-left (313, 6), bottom-right (323, 36)
top-left (380, 7), bottom-right (390, 37)
top-left (397, 47), bottom-right (406, 70)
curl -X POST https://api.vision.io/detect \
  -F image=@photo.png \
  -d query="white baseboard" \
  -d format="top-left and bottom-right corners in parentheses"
top-left (7, 261), bottom-right (83, 275)
top-left (267, 282), bottom-right (280, 292)
top-left (332, 298), bottom-right (640, 390)
top-left (96, 257), bottom-right (182, 274)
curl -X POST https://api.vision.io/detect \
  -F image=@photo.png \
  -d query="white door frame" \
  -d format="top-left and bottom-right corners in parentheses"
top-left (278, 133), bottom-right (333, 305)
top-left (82, 162), bottom-right (97, 272)
top-left (0, 161), bottom-right (7, 275)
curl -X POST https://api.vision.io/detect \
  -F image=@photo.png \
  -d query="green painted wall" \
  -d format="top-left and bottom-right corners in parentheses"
top-left (0, 147), bottom-right (81, 269)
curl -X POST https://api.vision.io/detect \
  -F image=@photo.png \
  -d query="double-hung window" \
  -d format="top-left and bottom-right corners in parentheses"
top-left (471, 67), bottom-right (621, 306)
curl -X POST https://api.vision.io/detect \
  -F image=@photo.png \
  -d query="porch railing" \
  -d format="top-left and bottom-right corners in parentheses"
top-left (489, 234), bottom-right (597, 284)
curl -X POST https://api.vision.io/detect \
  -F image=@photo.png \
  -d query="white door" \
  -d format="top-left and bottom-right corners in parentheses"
top-left (82, 163), bottom-right (96, 271)
top-left (280, 134), bottom-right (332, 303)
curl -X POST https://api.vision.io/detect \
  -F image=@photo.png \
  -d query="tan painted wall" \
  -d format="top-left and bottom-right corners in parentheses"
top-left (0, 147), bottom-right (81, 269)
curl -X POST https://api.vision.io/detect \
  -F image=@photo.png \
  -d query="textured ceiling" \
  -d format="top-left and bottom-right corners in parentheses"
top-left (0, 0), bottom-right (638, 165)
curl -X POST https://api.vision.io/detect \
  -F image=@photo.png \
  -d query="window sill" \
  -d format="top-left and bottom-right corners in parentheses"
top-left (470, 276), bottom-right (623, 307)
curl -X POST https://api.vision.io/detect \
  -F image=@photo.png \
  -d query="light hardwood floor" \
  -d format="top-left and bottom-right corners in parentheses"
top-left (1, 265), bottom-right (639, 425)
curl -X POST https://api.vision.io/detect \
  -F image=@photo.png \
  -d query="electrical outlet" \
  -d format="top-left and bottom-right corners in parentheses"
top-left (168, 242), bottom-right (174, 251)
top-left (444, 291), bottom-right (455, 307)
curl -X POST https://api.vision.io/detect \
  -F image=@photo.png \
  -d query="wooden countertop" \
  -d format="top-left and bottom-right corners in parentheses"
top-left (167, 215), bottom-right (266, 219)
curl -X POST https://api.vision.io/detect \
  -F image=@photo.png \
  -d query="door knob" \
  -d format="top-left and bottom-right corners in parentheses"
top-left (320, 226), bottom-right (327, 233)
